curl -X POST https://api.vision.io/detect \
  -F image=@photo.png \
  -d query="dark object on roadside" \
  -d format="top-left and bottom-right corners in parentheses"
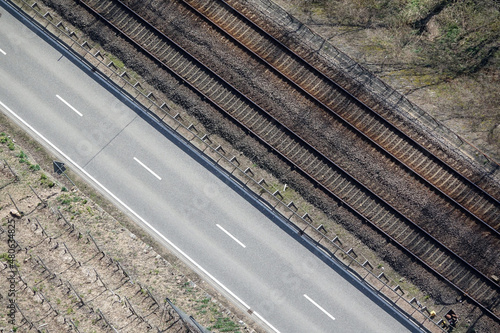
top-left (442, 309), bottom-right (458, 328)
top-left (53, 160), bottom-right (66, 174)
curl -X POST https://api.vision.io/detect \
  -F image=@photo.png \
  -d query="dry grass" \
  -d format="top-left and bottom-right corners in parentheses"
top-left (280, 0), bottom-right (500, 160)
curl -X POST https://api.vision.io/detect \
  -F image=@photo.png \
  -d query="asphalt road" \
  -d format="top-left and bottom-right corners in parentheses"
top-left (0, 3), bottom-right (421, 332)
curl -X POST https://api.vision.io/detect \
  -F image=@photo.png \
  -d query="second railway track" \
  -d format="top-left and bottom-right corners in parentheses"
top-left (78, 0), bottom-right (500, 321)
top-left (179, 0), bottom-right (500, 233)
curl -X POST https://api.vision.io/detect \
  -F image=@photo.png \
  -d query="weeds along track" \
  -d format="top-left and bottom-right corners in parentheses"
top-left (178, 0), bottom-right (500, 232)
top-left (78, 0), bottom-right (500, 320)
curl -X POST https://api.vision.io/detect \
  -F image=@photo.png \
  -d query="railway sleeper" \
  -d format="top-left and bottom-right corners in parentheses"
top-left (288, 146), bottom-right (308, 160)
top-left (446, 180), bottom-right (471, 200)
top-left (471, 203), bottom-right (499, 227)
top-left (267, 131), bottom-right (290, 149)
top-left (439, 258), bottom-right (459, 277)
top-left (177, 56), bottom-right (202, 82)
top-left (353, 196), bottom-right (371, 211)
top-left (219, 93), bottom-right (237, 108)
top-left (342, 187), bottom-right (362, 202)
top-left (301, 155), bottom-right (319, 171)
top-left (382, 216), bottom-right (403, 233)
top-left (385, 135), bottom-right (406, 151)
top-left (157, 45), bottom-right (174, 61)
top-left (361, 119), bottom-right (388, 140)
top-left (433, 170), bottom-right (456, 190)
top-left (103, 3), bottom-right (122, 20)
top-left (399, 146), bottom-right (422, 163)
top-left (390, 140), bottom-right (412, 157)
top-left (265, 129), bottom-right (287, 146)
top-left (309, 160), bottom-right (328, 178)
top-left (316, 171), bottom-right (337, 189)
top-left (125, 20), bottom-right (144, 37)
top-left (187, 68), bottom-right (211, 90)
top-left (366, 205), bottom-right (390, 222)
top-left (223, 96), bottom-right (242, 113)
top-left (472, 284), bottom-right (496, 303)
top-left (259, 122), bottom-right (274, 142)
top-left (266, 50), bottom-right (289, 70)
top-left (472, 198), bottom-right (498, 220)
top-left (130, 23), bottom-right (150, 41)
top-left (251, 37), bottom-right (274, 56)
top-left (371, 124), bottom-right (392, 143)
top-left (461, 191), bottom-right (488, 211)
top-left (229, 102), bottom-right (250, 118)
top-left (251, 119), bottom-right (272, 136)
top-left (165, 52), bottom-right (185, 70)
top-left (393, 225), bottom-right (411, 242)
top-left (347, 109), bottom-right (369, 128)
top-left (425, 246), bottom-right (445, 264)
top-left (406, 235), bottom-right (428, 254)
top-left (356, 199), bottom-right (376, 215)
top-left (454, 270), bottom-right (474, 287)
top-left (143, 33), bottom-right (160, 50)
top-left (122, 18), bottom-right (140, 35)
top-left (324, 174), bottom-right (344, 193)
top-left (118, 13), bottom-right (136, 29)
top-left (240, 108), bottom-right (260, 125)
top-left (208, 4), bottom-right (228, 23)
top-left (212, 89), bottom-right (233, 106)
top-left (333, 179), bottom-right (354, 196)
top-left (313, 84), bottom-right (337, 102)
top-left (149, 39), bottom-right (164, 54)
top-left (201, 79), bottom-right (222, 98)
top-left (377, 215), bottom-right (400, 231)
top-left (413, 243), bottom-right (437, 262)
top-left (176, 62), bottom-right (199, 78)
top-left (232, 24), bottom-right (253, 41)
top-left (448, 265), bottom-right (467, 282)
top-left (218, 10), bottom-right (240, 29)
top-left (159, 48), bottom-right (177, 63)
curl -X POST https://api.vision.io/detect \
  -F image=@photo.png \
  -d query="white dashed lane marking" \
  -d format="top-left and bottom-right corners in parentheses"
top-left (304, 294), bottom-right (336, 321)
top-left (133, 157), bottom-right (162, 180)
top-left (216, 224), bottom-right (246, 248)
top-left (56, 94), bottom-right (83, 117)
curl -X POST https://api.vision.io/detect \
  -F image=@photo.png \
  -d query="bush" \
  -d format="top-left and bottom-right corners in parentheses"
top-left (29, 164), bottom-right (41, 171)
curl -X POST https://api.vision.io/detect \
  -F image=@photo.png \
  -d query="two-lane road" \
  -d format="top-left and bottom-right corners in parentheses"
top-left (0, 3), bottom-right (420, 332)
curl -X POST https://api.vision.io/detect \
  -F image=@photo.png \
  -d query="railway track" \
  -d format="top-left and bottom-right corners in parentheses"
top-left (78, 0), bottom-right (500, 321)
top-left (179, 0), bottom-right (500, 233)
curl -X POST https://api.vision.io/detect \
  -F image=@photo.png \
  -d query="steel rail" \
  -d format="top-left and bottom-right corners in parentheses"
top-left (78, 0), bottom-right (499, 321)
top-left (178, 0), bottom-right (500, 237)
top-left (188, 0), bottom-right (500, 225)
top-left (218, 0), bottom-right (500, 199)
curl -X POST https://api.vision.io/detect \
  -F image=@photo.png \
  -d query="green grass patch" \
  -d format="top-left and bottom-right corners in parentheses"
top-left (108, 54), bottom-right (125, 69)
top-left (209, 317), bottom-right (240, 332)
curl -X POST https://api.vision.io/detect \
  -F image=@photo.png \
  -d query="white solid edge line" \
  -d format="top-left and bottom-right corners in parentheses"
top-left (216, 224), bottom-right (246, 248)
top-left (133, 157), bottom-right (162, 181)
top-left (304, 294), bottom-right (336, 321)
top-left (0, 48), bottom-right (6, 55)
top-left (56, 94), bottom-right (83, 117)
top-left (0, 99), bottom-right (281, 333)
